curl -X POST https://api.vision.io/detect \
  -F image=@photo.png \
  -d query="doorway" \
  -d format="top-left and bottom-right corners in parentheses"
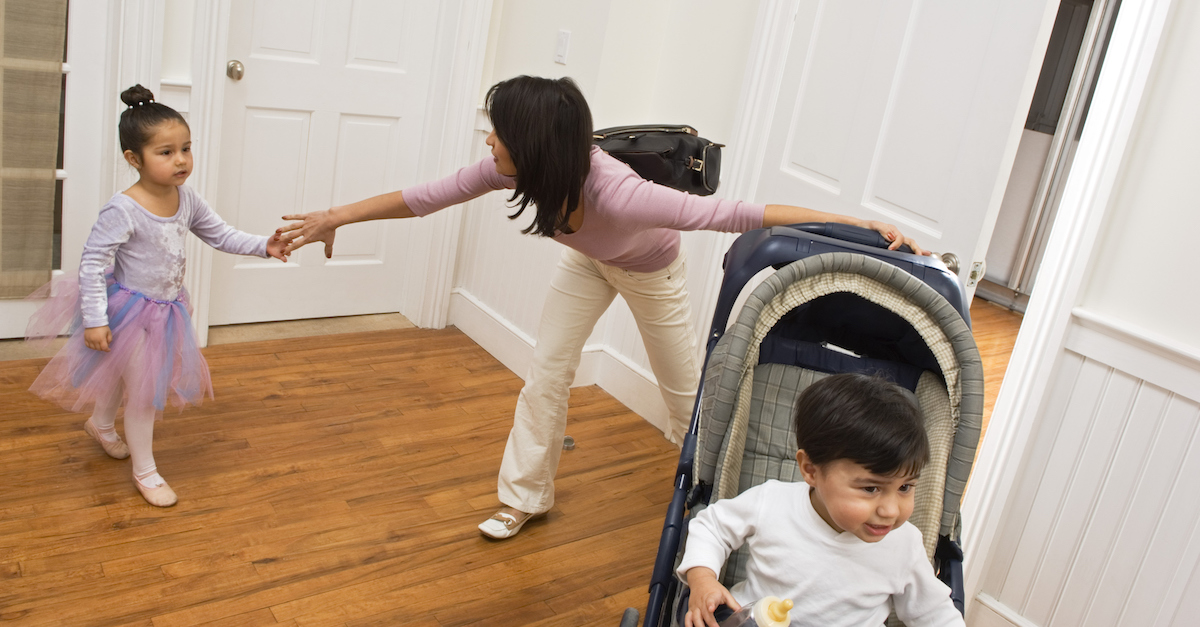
top-left (207, 0), bottom-right (441, 326)
top-left (978, 0), bottom-right (1123, 312)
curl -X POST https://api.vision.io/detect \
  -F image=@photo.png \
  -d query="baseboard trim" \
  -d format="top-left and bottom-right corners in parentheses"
top-left (967, 593), bottom-right (1040, 627)
top-left (974, 279), bottom-right (1030, 313)
top-left (448, 289), bottom-right (669, 436)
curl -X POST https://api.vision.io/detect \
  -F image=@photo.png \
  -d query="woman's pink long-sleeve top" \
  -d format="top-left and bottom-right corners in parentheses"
top-left (403, 146), bottom-right (766, 273)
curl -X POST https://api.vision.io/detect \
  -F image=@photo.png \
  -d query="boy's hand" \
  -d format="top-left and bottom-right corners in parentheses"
top-left (265, 232), bottom-right (288, 262)
top-left (84, 326), bottom-right (112, 352)
top-left (685, 567), bottom-right (741, 627)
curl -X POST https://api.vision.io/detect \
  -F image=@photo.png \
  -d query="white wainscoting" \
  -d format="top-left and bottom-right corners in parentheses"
top-left (447, 288), bottom-right (670, 434)
top-left (968, 309), bottom-right (1200, 627)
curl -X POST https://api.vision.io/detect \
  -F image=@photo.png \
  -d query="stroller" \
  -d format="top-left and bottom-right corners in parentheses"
top-left (619, 223), bottom-right (983, 627)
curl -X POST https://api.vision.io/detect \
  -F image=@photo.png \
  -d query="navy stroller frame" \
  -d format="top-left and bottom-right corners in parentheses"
top-left (620, 223), bottom-right (976, 627)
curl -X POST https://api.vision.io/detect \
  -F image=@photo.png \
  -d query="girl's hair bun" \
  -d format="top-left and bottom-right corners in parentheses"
top-left (120, 84), bottom-right (155, 107)
top-left (117, 84), bottom-right (187, 154)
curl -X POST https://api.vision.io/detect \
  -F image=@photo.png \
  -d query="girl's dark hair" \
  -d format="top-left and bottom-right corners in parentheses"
top-left (793, 373), bottom-right (929, 476)
top-left (485, 76), bottom-right (592, 237)
top-left (119, 84), bottom-right (188, 156)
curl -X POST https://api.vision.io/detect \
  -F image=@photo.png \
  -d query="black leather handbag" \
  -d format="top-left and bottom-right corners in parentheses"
top-left (592, 124), bottom-right (724, 196)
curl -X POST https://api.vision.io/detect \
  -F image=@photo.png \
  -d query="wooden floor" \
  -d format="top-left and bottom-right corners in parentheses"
top-left (968, 298), bottom-right (1025, 439)
top-left (0, 328), bottom-right (681, 626)
top-left (0, 301), bottom-right (1021, 626)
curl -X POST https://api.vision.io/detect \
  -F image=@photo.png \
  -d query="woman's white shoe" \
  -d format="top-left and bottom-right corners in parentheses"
top-left (478, 508), bottom-right (534, 539)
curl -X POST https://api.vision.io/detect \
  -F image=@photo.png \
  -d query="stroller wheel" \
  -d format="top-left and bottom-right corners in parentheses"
top-left (619, 607), bottom-right (639, 627)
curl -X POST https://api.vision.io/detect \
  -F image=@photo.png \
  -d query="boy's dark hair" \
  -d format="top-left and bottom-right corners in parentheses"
top-left (485, 75), bottom-right (593, 238)
top-left (119, 84), bottom-right (188, 156)
top-left (793, 373), bottom-right (929, 476)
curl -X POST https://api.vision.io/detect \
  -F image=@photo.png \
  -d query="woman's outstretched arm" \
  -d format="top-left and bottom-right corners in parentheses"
top-left (278, 190), bottom-right (415, 258)
top-left (762, 204), bottom-right (930, 256)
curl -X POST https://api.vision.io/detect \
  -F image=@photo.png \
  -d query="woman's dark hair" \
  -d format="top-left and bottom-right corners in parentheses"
top-left (119, 84), bottom-right (188, 156)
top-left (793, 373), bottom-right (929, 476)
top-left (485, 76), bottom-right (592, 237)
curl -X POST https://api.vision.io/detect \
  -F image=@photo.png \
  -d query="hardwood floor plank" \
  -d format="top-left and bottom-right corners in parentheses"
top-left (192, 608), bottom-right (295, 627)
top-left (968, 299), bottom-right (1024, 439)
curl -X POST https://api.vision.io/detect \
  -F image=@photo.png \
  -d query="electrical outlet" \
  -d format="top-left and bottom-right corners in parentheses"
top-left (555, 29), bottom-right (570, 65)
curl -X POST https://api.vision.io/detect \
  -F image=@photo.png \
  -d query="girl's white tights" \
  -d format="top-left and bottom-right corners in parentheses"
top-left (124, 404), bottom-right (162, 486)
top-left (88, 382), bottom-right (123, 442)
top-left (90, 384), bottom-right (163, 487)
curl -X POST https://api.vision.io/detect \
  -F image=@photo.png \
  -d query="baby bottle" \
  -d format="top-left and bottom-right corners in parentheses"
top-left (719, 596), bottom-right (793, 627)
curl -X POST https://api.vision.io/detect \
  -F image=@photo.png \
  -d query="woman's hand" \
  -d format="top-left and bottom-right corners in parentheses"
top-left (278, 209), bottom-right (340, 259)
top-left (265, 232), bottom-right (289, 262)
top-left (84, 326), bottom-right (112, 352)
top-left (861, 219), bottom-right (931, 256)
top-left (278, 192), bottom-right (414, 257)
top-left (684, 567), bottom-right (741, 627)
top-left (762, 204), bottom-right (932, 256)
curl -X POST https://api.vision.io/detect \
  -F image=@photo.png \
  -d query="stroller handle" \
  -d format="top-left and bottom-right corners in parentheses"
top-left (790, 222), bottom-right (915, 254)
top-left (707, 224), bottom-right (968, 352)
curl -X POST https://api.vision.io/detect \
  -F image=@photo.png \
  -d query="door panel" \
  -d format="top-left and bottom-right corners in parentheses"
top-left (329, 114), bottom-right (401, 258)
top-left (756, 0), bottom-right (1056, 290)
top-left (209, 0), bottom-right (437, 325)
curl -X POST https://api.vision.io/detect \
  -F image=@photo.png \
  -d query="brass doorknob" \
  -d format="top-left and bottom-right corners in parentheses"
top-left (226, 60), bottom-right (245, 81)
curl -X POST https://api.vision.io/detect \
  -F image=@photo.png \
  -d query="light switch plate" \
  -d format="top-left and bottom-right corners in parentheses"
top-left (555, 29), bottom-right (570, 65)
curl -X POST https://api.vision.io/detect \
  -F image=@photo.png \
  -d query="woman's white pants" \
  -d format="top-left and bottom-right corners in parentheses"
top-left (497, 247), bottom-right (700, 515)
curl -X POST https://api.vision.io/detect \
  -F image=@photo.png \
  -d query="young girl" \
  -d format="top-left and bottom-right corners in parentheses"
top-left (26, 85), bottom-right (287, 507)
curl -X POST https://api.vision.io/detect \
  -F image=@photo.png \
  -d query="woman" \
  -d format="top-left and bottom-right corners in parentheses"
top-left (278, 76), bottom-right (927, 540)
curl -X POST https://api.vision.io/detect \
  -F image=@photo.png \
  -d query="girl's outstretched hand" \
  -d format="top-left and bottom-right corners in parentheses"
top-left (84, 326), bottom-right (112, 352)
top-left (278, 209), bottom-right (338, 259)
top-left (862, 219), bottom-right (931, 256)
top-left (265, 232), bottom-right (288, 262)
top-left (684, 567), bottom-right (741, 627)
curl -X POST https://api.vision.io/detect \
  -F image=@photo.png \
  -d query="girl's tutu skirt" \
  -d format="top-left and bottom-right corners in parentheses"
top-left (25, 271), bottom-right (213, 413)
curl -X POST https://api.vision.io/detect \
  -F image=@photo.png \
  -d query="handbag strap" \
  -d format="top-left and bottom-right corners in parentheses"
top-left (592, 124), bottom-right (698, 140)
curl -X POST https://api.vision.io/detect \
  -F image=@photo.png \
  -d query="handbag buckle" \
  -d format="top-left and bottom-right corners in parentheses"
top-left (686, 156), bottom-right (704, 172)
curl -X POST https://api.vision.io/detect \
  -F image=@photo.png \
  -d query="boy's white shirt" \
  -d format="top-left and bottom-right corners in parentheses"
top-left (677, 479), bottom-right (964, 627)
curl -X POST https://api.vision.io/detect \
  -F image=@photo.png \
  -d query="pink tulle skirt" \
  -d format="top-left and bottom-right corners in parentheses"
top-left (26, 271), bottom-right (213, 413)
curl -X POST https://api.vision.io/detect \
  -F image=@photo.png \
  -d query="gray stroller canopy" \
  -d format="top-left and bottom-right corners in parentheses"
top-left (694, 252), bottom-right (984, 562)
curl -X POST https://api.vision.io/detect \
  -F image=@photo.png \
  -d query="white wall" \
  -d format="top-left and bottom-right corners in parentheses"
top-left (481, 0), bottom-right (756, 142)
top-left (968, 1), bottom-right (1200, 624)
top-left (592, 0), bottom-right (759, 144)
top-left (450, 0), bottom-right (760, 433)
top-left (985, 129), bottom-right (1053, 286)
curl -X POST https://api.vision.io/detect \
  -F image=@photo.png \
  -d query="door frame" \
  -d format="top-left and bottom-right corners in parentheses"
top-left (183, 0), bottom-right (493, 345)
top-left (959, 0), bottom-right (1173, 609)
top-left (718, 0), bottom-right (1174, 614)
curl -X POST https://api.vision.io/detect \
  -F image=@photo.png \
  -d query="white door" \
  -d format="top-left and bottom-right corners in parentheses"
top-left (753, 0), bottom-right (1057, 294)
top-left (208, 0), bottom-right (439, 325)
